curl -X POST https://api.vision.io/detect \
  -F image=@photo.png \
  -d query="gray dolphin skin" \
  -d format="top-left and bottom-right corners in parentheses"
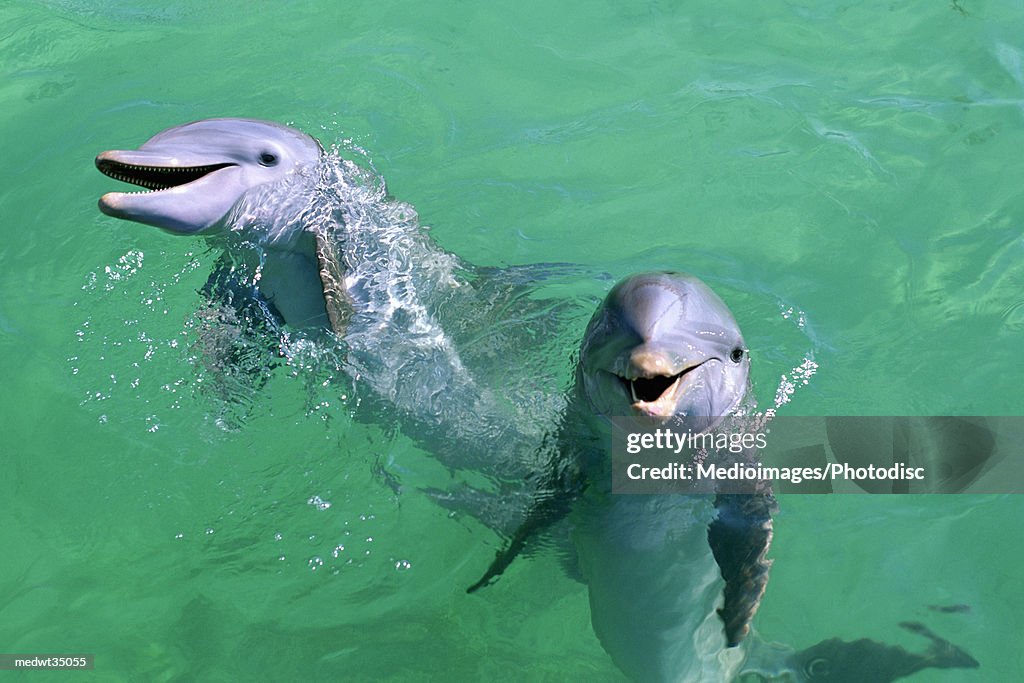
top-left (94, 120), bottom-right (980, 683)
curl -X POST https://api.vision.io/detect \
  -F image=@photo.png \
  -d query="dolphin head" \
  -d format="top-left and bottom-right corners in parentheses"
top-left (578, 271), bottom-right (751, 421)
top-left (96, 118), bottom-right (323, 234)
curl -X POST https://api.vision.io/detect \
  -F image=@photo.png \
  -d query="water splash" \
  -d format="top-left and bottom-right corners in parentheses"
top-left (758, 303), bottom-right (819, 422)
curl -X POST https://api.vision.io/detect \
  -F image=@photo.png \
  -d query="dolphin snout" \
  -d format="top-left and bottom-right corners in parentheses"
top-left (628, 347), bottom-right (677, 378)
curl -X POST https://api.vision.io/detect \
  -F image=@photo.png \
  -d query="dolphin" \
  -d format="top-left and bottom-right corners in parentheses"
top-left (94, 117), bottom-right (585, 480)
top-left (569, 273), bottom-right (773, 680)
top-left (461, 272), bottom-right (774, 683)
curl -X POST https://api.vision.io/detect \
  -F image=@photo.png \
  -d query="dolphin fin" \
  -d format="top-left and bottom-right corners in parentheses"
top-left (465, 485), bottom-right (578, 593)
top-left (465, 517), bottom-right (538, 594)
top-left (707, 491), bottom-right (776, 647)
top-left (188, 254), bottom-right (285, 427)
top-left (896, 621), bottom-right (980, 672)
top-left (314, 228), bottom-right (352, 336)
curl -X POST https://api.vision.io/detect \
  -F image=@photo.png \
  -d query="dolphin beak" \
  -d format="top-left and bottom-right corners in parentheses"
top-left (95, 150), bottom-right (242, 233)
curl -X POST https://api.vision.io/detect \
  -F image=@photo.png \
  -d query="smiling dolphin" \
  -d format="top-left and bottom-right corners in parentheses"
top-left (578, 273), bottom-right (751, 423)
top-left (574, 273), bottom-right (772, 681)
top-left (94, 118), bottom-right (584, 481)
top-left (96, 118), bottom-right (330, 328)
top-left (466, 272), bottom-right (774, 681)
top-left (96, 118), bottom-right (322, 233)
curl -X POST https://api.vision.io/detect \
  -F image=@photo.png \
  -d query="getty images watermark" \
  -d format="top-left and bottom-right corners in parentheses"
top-left (611, 416), bottom-right (1022, 494)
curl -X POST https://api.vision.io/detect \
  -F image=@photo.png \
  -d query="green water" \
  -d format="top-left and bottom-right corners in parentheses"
top-left (2, 0), bottom-right (1022, 680)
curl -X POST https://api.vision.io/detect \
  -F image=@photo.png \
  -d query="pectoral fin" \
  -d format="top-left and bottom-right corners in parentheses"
top-left (707, 492), bottom-right (776, 646)
top-left (315, 229), bottom-right (352, 336)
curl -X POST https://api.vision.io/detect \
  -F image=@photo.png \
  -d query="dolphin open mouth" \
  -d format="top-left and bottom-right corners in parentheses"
top-left (96, 158), bottom-right (236, 192)
top-left (619, 362), bottom-right (705, 416)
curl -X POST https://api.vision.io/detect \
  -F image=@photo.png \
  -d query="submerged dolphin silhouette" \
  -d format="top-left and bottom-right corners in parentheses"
top-left (738, 621), bottom-right (979, 682)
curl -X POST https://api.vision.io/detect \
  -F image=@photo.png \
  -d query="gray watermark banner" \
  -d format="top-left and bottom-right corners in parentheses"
top-left (611, 416), bottom-right (1022, 494)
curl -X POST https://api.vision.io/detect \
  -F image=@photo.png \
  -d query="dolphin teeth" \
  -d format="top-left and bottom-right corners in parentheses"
top-left (96, 160), bottom-right (236, 193)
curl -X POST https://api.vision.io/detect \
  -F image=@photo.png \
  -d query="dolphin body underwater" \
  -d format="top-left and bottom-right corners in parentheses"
top-left (95, 119), bottom-right (980, 682)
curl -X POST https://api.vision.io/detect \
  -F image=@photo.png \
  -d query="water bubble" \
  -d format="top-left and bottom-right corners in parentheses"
top-left (307, 495), bottom-right (332, 510)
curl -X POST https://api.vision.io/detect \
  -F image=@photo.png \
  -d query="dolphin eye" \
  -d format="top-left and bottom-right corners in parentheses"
top-left (730, 347), bottom-right (745, 363)
top-left (805, 657), bottom-right (830, 678)
top-left (258, 152), bottom-right (279, 166)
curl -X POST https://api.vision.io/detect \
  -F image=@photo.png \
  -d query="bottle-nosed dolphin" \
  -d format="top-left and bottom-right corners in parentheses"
top-left (463, 272), bottom-right (775, 683)
top-left (93, 120), bottom-right (979, 682)
top-left (95, 117), bottom-right (582, 480)
top-left (573, 273), bottom-right (773, 681)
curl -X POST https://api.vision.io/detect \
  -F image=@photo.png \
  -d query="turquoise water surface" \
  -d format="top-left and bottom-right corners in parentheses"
top-left (2, 1), bottom-right (1022, 680)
